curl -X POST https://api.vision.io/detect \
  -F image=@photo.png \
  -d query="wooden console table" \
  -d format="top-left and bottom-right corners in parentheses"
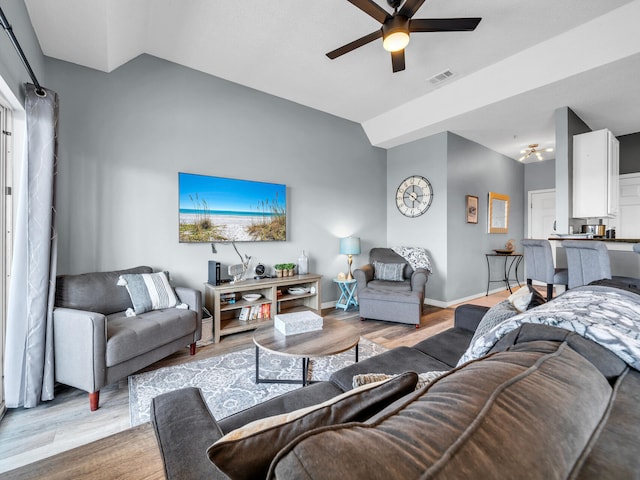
top-left (204, 274), bottom-right (322, 343)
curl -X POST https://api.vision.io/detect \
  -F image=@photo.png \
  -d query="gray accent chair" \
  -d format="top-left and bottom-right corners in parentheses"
top-left (53, 266), bottom-right (202, 411)
top-left (353, 248), bottom-right (429, 327)
top-left (521, 239), bottom-right (568, 300)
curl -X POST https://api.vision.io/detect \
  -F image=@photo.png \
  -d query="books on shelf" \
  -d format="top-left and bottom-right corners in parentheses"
top-left (220, 292), bottom-right (237, 305)
top-left (238, 306), bottom-right (250, 321)
top-left (239, 303), bottom-right (271, 322)
top-left (274, 311), bottom-right (323, 336)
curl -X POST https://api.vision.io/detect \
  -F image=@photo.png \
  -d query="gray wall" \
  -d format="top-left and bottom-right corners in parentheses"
top-left (0, 2), bottom-right (45, 102)
top-left (386, 133), bottom-right (448, 302)
top-left (386, 132), bottom-right (525, 305)
top-left (524, 159), bottom-right (556, 193)
top-left (619, 132), bottom-right (640, 174)
top-left (555, 107), bottom-right (591, 232)
top-left (46, 54), bottom-right (387, 303)
top-left (446, 133), bottom-right (525, 302)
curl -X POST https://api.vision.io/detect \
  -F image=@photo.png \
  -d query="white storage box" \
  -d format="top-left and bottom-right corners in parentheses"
top-left (274, 311), bottom-right (323, 336)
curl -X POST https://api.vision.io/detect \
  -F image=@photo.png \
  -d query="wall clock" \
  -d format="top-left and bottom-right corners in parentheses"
top-left (395, 175), bottom-right (433, 217)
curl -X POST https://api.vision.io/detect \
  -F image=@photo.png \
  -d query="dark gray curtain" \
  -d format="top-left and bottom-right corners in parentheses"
top-left (4, 84), bottom-right (58, 408)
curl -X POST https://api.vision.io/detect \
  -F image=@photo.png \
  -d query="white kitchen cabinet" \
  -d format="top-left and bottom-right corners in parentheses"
top-left (573, 128), bottom-right (619, 218)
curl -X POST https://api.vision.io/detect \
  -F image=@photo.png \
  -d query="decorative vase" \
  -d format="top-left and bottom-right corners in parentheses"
top-left (298, 250), bottom-right (309, 275)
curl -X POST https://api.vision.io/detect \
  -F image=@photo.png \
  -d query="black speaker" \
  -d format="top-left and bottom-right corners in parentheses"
top-left (208, 261), bottom-right (221, 285)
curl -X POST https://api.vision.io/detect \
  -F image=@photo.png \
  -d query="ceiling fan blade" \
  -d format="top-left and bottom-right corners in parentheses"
top-left (391, 49), bottom-right (405, 72)
top-left (347, 0), bottom-right (390, 24)
top-left (398, 0), bottom-right (427, 18)
top-left (326, 30), bottom-right (382, 59)
top-left (410, 18), bottom-right (481, 32)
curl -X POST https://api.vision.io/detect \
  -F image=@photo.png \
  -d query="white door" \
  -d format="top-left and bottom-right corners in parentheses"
top-left (528, 189), bottom-right (556, 239)
top-left (617, 173), bottom-right (640, 238)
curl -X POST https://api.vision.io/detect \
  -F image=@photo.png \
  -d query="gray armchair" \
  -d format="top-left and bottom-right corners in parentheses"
top-left (53, 266), bottom-right (202, 410)
top-left (354, 248), bottom-right (429, 327)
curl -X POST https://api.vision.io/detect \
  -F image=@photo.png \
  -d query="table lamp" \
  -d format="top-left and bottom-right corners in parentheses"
top-left (339, 236), bottom-right (361, 280)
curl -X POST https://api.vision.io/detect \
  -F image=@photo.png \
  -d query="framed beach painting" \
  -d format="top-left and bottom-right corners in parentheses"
top-left (178, 172), bottom-right (287, 243)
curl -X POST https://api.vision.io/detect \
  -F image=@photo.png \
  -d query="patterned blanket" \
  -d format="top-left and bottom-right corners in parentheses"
top-left (457, 285), bottom-right (640, 370)
top-left (391, 246), bottom-right (433, 274)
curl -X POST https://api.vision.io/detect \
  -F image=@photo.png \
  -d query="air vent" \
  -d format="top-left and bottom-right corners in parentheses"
top-left (428, 69), bottom-right (455, 85)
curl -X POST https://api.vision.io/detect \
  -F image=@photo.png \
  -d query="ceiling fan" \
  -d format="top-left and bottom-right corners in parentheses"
top-left (519, 144), bottom-right (554, 161)
top-left (326, 0), bottom-right (481, 73)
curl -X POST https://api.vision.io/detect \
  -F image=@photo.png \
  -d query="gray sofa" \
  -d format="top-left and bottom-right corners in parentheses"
top-left (354, 247), bottom-right (429, 326)
top-left (53, 266), bottom-right (202, 411)
top-left (151, 286), bottom-right (640, 479)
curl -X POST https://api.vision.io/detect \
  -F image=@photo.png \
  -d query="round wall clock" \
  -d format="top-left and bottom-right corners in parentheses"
top-left (395, 175), bottom-right (433, 217)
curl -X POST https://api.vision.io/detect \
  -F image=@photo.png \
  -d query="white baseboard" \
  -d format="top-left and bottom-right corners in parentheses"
top-left (425, 285), bottom-right (519, 308)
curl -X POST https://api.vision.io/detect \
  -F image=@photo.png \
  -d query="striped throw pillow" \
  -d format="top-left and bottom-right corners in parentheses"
top-left (373, 261), bottom-right (406, 281)
top-left (118, 271), bottom-right (179, 316)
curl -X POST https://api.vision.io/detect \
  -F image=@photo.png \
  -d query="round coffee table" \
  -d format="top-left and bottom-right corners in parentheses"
top-left (253, 317), bottom-right (360, 386)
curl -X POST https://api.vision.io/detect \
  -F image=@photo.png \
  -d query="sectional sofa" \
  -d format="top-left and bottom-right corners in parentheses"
top-left (151, 284), bottom-right (640, 479)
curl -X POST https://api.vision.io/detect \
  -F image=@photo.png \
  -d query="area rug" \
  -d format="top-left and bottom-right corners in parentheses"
top-left (128, 337), bottom-right (387, 426)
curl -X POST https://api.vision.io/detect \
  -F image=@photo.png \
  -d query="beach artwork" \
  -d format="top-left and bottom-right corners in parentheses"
top-left (179, 172), bottom-right (286, 242)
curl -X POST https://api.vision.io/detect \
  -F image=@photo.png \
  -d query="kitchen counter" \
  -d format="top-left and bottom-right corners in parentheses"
top-left (549, 236), bottom-right (640, 243)
top-left (549, 237), bottom-right (639, 252)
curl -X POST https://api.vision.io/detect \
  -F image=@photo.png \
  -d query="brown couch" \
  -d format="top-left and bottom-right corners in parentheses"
top-left (151, 288), bottom-right (640, 479)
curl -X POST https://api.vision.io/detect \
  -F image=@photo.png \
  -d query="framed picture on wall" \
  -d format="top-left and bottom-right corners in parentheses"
top-left (466, 195), bottom-right (478, 224)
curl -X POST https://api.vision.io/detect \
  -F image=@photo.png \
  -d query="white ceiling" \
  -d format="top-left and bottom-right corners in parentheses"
top-left (24, 0), bottom-right (640, 161)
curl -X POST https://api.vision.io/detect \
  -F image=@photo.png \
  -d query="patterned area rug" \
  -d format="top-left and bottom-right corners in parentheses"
top-left (128, 337), bottom-right (387, 426)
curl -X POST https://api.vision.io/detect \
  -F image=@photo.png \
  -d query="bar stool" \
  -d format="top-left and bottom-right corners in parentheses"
top-left (562, 240), bottom-right (640, 290)
top-left (521, 239), bottom-right (568, 300)
top-left (561, 240), bottom-right (612, 289)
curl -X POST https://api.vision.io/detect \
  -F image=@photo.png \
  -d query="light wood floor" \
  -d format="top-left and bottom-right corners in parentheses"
top-left (0, 291), bottom-right (509, 479)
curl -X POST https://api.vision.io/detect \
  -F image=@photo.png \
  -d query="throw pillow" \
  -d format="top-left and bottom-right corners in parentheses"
top-left (508, 285), bottom-right (547, 312)
top-left (207, 372), bottom-right (418, 480)
top-left (469, 299), bottom-right (519, 345)
top-left (117, 271), bottom-right (180, 316)
top-left (508, 286), bottom-right (533, 313)
top-left (526, 284), bottom-right (547, 309)
top-left (373, 261), bottom-right (406, 281)
top-left (353, 371), bottom-right (448, 390)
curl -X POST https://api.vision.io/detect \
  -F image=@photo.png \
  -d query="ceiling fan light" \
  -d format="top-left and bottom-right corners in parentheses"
top-left (382, 15), bottom-right (410, 52)
top-left (383, 31), bottom-right (410, 52)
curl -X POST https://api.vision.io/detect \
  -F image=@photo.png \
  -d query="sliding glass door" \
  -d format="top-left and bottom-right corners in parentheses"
top-left (0, 99), bottom-right (13, 420)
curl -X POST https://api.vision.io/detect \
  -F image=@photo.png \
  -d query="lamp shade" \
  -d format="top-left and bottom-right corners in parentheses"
top-left (339, 236), bottom-right (361, 255)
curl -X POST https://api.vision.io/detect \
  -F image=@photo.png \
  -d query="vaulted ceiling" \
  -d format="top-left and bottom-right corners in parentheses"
top-left (24, 0), bottom-right (640, 160)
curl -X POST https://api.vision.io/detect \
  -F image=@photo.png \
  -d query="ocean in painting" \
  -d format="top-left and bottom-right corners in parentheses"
top-left (179, 209), bottom-right (278, 218)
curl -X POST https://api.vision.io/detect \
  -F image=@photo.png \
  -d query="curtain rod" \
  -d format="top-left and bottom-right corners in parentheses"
top-left (0, 7), bottom-right (45, 96)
